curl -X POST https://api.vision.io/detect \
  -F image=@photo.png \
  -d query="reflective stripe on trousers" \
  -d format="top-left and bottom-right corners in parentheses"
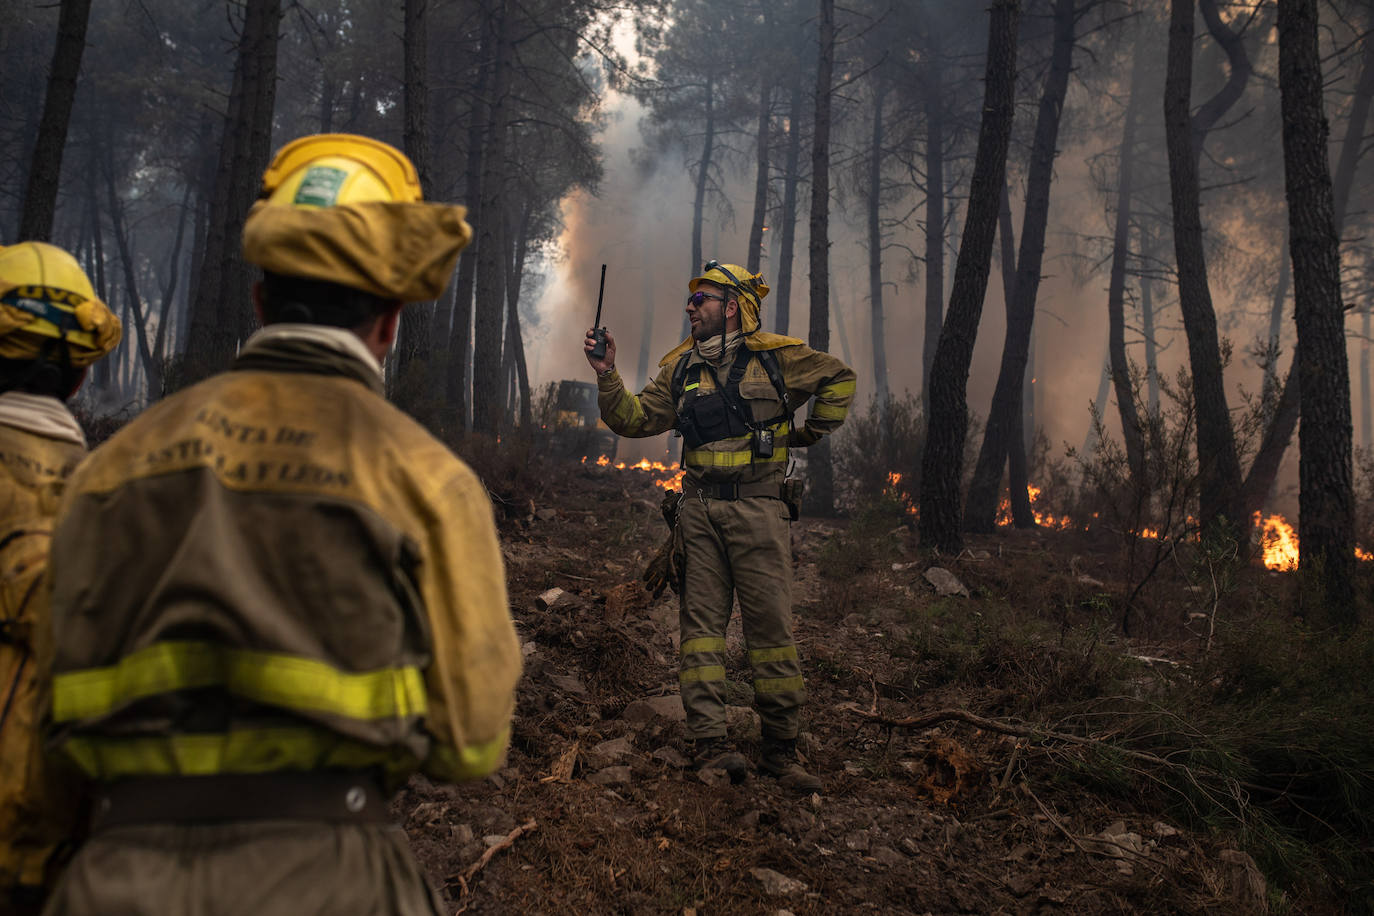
top-left (677, 494), bottom-right (804, 740)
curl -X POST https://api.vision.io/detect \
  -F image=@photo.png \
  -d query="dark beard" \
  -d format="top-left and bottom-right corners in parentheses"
top-left (691, 316), bottom-right (723, 341)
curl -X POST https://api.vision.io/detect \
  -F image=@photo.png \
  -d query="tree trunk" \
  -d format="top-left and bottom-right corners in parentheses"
top-left (504, 201), bottom-right (533, 429)
top-left (1082, 352), bottom-right (1111, 456)
top-left (1106, 42), bottom-right (1149, 485)
top-left (18, 0), bottom-right (91, 242)
top-left (1262, 230), bottom-right (1290, 417)
top-left (965, 0), bottom-right (1074, 534)
top-left (867, 81), bottom-right (890, 410)
top-left (1163, 0), bottom-right (1245, 530)
top-left (184, 0), bottom-right (282, 380)
top-left (1364, 301), bottom-right (1371, 452)
top-left (1141, 272), bottom-right (1159, 414)
top-left (918, 0), bottom-right (1020, 554)
top-left (102, 153), bottom-right (162, 399)
top-left (686, 75), bottom-right (716, 341)
top-left (805, 0), bottom-right (836, 516)
top-left (154, 181), bottom-right (194, 375)
top-left (1277, 0), bottom-right (1355, 619)
top-left (747, 75), bottom-right (772, 274)
top-left (396, 0), bottom-right (433, 400)
top-left (445, 27), bottom-right (493, 433)
top-left (921, 25), bottom-right (945, 421)
top-left (471, 2), bottom-right (512, 436)
top-left (1243, 19), bottom-right (1373, 510)
top-left (774, 77), bottom-right (804, 336)
top-left (997, 178), bottom-right (1032, 527)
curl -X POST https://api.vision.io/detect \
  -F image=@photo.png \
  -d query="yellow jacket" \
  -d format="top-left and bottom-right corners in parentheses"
top-left (0, 394), bottom-right (87, 895)
top-left (597, 333), bottom-right (856, 486)
top-left (44, 326), bottom-right (521, 789)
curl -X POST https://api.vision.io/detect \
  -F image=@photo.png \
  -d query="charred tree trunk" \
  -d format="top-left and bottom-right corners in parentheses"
top-left (1262, 231), bottom-right (1290, 417)
top-left (1244, 23), bottom-right (1374, 510)
top-left (965, 0), bottom-right (1074, 533)
top-left (867, 81), bottom-right (890, 410)
top-left (504, 201), bottom-right (533, 429)
top-left (805, 0), bottom-right (836, 516)
top-left (154, 181), bottom-right (193, 375)
top-left (17, 0), bottom-right (91, 242)
top-left (472, 3), bottom-right (512, 436)
top-left (686, 76), bottom-right (717, 340)
top-left (1141, 269), bottom-right (1159, 414)
top-left (997, 179), bottom-right (1032, 527)
top-left (1000, 180), bottom-right (1034, 527)
top-left (1277, 0), bottom-right (1355, 619)
top-left (184, 0), bottom-right (282, 380)
top-left (1106, 43), bottom-right (1148, 486)
top-left (396, 0), bottom-right (433, 400)
top-left (775, 77), bottom-right (804, 336)
top-left (921, 26), bottom-right (945, 421)
top-left (747, 75), bottom-right (772, 274)
top-left (919, 0), bottom-right (1020, 554)
top-left (1163, 0), bottom-right (1245, 530)
top-left (102, 154), bottom-right (161, 399)
top-left (445, 28), bottom-right (493, 433)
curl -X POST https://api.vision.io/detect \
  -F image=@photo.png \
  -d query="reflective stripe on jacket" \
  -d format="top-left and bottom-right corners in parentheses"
top-left (44, 331), bottom-right (521, 788)
top-left (597, 340), bottom-right (856, 485)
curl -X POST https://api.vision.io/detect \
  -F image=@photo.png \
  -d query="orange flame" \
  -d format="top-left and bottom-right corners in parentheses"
top-left (993, 483), bottom-right (1074, 530)
top-left (1254, 512), bottom-right (1299, 571)
top-left (591, 455), bottom-right (685, 490)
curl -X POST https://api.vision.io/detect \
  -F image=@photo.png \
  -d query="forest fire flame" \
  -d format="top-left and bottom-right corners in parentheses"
top-left (589, 460), bottom-right (1374, 565)
top-left (585, 454), bottom-right (685, 489)
top-left (1254, 513), bottom-right (1299, 571)
top-left (994, 483), bottom-right (1074, 530)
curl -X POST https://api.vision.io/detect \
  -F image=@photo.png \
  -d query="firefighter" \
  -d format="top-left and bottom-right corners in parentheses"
top-left (584, 260), bottom-right (855, 792)
top-left (40, 134), bottom-right (522, 915)
top-left (0, 242), bottom-right (121, 913)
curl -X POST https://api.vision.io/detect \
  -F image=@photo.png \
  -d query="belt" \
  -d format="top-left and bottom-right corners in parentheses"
top-left (688, 482), bottom-right (783, 500)
top-left (90, 770), bottom-right (391, 832)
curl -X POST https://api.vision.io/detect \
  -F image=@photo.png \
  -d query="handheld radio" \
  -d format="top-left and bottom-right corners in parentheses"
top-left (589, 264), bottom-right (609, 359)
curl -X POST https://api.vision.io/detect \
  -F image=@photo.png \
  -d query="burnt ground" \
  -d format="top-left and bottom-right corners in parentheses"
top-left (392, 461), bottom-right (1330, 916)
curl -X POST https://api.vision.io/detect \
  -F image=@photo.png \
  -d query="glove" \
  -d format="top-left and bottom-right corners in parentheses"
top-left (643, 526), bottom-right (686, 599)
top-left (642, 530), bottom-right (680, 599)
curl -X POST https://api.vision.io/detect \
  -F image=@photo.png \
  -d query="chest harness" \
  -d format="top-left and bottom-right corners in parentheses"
top-left (672, 345), bottom-right (791, 456)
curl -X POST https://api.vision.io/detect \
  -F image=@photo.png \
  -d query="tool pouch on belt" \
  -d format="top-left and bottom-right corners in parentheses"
top-left (781, 478), bottom-right (804, 522)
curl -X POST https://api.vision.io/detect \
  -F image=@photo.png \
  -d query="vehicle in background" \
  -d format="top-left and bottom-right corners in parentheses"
top-left (552, 380), bottom-right (618, 462)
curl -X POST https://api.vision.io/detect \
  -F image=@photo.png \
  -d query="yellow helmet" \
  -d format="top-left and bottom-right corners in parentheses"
top-left (688, 260), bottom-right (770, 334)
top-left (259, 133), bottom-right (423, 207)
top-left (0, 242), bottom-right (121, 367)
top-left (243, 133), bottom-right (471, 304)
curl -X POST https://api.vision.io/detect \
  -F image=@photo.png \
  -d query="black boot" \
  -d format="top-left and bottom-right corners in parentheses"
top-left (692, 737), bottom-right (749, 784)
top-left (760, 737), bottom-right (821, 793)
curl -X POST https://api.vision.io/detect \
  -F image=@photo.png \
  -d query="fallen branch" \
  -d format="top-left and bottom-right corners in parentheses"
top-left (449, 819), bottom-right (538, 897)
top-left (840, 703), bottom-right (1177, 769)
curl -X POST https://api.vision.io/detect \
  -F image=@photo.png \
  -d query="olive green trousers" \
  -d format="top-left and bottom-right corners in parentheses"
top-left (678, 494), bottom-right (805, 740)
top-left (41, 821), bottom-right (444, 916)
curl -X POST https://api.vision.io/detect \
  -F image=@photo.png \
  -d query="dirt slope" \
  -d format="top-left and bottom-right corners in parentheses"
top-left (398, 462), bottom-right (1286, 915)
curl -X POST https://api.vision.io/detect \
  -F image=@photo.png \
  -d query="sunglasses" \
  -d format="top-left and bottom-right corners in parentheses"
top-left (686, 291), bottom-right (726, 307)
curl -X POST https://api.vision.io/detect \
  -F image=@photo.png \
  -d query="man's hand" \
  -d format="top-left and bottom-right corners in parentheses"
top-left (584, 327), bottom-right (617, 375)
top-left (642, 529), bottom-right (683, 599)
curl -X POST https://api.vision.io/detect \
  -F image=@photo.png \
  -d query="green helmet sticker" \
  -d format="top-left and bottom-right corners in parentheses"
top-left (294, 165), bottom-right (348, 207)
